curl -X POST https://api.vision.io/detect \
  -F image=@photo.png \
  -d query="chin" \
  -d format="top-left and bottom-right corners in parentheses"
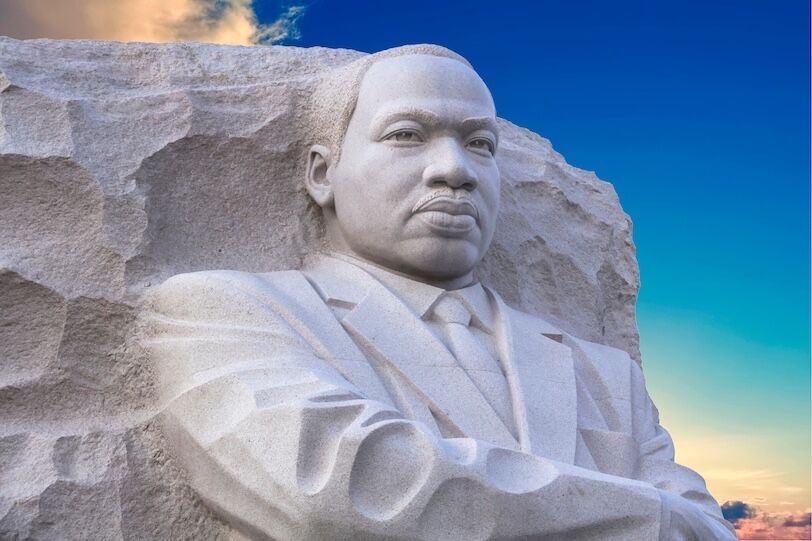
top-left (409, 242), bottom-right (482, 280)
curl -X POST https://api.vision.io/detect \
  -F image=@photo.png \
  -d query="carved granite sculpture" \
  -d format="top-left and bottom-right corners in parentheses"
top-left (145, 45), bottom-right (736, 540)
top-left (0, 38), bottom-right (733, 539)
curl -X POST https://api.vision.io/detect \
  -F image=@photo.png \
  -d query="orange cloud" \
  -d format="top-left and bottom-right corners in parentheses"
top-left (732, 510), bottom-right (811, 540)
top-left (0, 0), bottom-right (306, 45)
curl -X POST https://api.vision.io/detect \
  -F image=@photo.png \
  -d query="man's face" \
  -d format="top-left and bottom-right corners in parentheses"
top-left (327, 54), bottom-right (500, 282)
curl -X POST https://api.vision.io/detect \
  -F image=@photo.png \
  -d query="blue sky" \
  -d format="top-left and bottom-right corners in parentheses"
top-left (262, 0), bottom-right (811, 526)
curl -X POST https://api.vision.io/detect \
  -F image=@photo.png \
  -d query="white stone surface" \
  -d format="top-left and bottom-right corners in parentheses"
top-left (148, 254), bottom-right (738, 540)
top-left (0, 38), bottom-right (730, 540)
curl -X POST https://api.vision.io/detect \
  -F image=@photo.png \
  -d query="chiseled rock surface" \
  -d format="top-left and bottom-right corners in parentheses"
top-left (0, 37), bottom-right (640, 539)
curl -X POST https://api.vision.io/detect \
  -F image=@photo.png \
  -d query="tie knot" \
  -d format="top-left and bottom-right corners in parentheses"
top-left (431, 293), bottom-right (471, 326)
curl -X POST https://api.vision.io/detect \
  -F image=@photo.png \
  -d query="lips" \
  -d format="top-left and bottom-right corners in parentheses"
top-left (416, 197), bottom-right (478, 219)
top-left (412, 189), bottom-right (479, 218)
top-left (412, 192), bottom-right (480, 234)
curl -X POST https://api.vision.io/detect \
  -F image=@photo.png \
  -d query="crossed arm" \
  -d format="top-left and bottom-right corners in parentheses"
top-left (147, 271), bottom-right (736, 541)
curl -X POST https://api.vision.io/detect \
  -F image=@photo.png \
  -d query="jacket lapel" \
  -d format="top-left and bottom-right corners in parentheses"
top-left (490, 290), bottom-right (578, 463)
top-left (249, 270), bottom-right (393, 406)
top-left (306, 256), bottom-right (517, 449)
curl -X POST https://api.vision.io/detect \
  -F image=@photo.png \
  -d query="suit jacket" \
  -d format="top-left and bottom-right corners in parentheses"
top-left (146, 255), bottom-right (736, 541)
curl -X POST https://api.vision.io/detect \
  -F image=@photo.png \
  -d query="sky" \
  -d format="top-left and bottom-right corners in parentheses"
top-left (1, 0), bottom-right (809, 538)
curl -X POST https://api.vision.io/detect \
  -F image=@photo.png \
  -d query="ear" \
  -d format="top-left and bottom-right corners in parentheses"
top-left (305, 144), bottom-right (334, 208)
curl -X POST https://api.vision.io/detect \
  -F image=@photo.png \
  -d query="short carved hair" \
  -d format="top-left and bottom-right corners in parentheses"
top-left (308, 44), bottom-right (474, 163)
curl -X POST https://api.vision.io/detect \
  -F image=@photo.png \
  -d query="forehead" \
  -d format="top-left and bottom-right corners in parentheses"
top-left (354, 55), bottom-right (496, 121)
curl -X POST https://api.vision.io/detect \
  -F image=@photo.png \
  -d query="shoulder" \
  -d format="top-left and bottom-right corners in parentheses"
top-left (564, 333), bottom-right (654, 423)
top-left (492, 290), bottom-right (644, 398)
top-left (146, 268), bottom-right (315, 320)
top-left (567, 335), bottom-right (642, 380)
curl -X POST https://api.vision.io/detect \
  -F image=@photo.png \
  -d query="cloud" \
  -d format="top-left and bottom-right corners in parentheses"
top-left (0, 0), bottom-right (307, 45)
top-left (703, 468), bottom-right (784, 482)
top-left (722, 500), bottom-right (757, 522)
top-left (721, 501), bottom-right (812, 540)
top-left (777, 486), bottom-right (806, 493)
top-left (735, 514), bottom-right (811, 540)
top-left (783, 512), bottom-right (812, 528)
top-left (255, 4), bottom-right (307, 44)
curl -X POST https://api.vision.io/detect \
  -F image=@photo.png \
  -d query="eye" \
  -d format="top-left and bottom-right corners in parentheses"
top-left (385, 129), bottom-right (423, 144)
top-left (466, 137), bottom-right (495, 156)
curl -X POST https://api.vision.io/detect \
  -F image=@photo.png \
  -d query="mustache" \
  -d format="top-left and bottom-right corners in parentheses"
top-left (411, 188), bottom-right (479, 219)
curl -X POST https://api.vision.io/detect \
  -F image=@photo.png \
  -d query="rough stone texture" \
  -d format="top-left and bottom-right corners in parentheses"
top-left (0, 37), bottom-right (640, 540)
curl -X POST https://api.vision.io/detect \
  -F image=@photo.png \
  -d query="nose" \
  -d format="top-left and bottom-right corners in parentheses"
top-left (422, 137), bottom-right (478, 190)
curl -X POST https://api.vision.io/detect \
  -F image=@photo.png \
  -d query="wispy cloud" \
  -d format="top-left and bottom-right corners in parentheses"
top-left (0, 0), bottom-right (307, 45)
top-left (777, 486), bottom-right (806, 494)
top-left (703, 468), bottom-right (785, 482)
top-left (665, 430), bottom-right (809, 514)
top-left (255, 4), bottom-right (307, 44)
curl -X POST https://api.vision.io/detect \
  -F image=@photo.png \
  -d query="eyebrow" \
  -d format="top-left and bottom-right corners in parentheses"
top-left (459, 116), bottom-right (500, 135)
top-left (369, 107), bottom-right (499, 138)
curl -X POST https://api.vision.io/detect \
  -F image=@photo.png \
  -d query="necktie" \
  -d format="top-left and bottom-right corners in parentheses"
top-left (430, 292), bottom-right (515, 437)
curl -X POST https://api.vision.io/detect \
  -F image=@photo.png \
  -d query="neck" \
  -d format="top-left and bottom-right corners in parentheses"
top-left (337, 251), bottom-right (476, 290)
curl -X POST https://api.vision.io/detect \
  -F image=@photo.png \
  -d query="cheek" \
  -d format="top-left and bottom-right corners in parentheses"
top-left (352, 151), bottom-right (423, 201)
top-left (370, 149), bottom-right (422, 180)
top-left (332, 157), bottom-right (415, 226)
top-left (478, 167), bottom-right (501, 211)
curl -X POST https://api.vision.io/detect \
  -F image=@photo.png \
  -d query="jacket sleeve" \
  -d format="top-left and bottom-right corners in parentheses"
top-left (147, 271), bottom-right (699, 541)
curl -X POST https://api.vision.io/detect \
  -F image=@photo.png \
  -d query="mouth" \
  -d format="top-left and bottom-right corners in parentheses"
top-left (411, 191), bottom-right (479, 234)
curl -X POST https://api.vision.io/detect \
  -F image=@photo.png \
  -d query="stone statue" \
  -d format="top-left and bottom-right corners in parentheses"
top-left (146, 44), bottom-right (735, 540)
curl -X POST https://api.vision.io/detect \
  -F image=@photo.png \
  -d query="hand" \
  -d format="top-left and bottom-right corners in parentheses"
top-left (660, 490), bottom-right (737, 540)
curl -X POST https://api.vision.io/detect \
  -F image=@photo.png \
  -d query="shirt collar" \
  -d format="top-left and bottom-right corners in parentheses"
top-left (449, 285), bottom-right (495, 334)
top-left (328, 252), bottom-right (495, 333)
